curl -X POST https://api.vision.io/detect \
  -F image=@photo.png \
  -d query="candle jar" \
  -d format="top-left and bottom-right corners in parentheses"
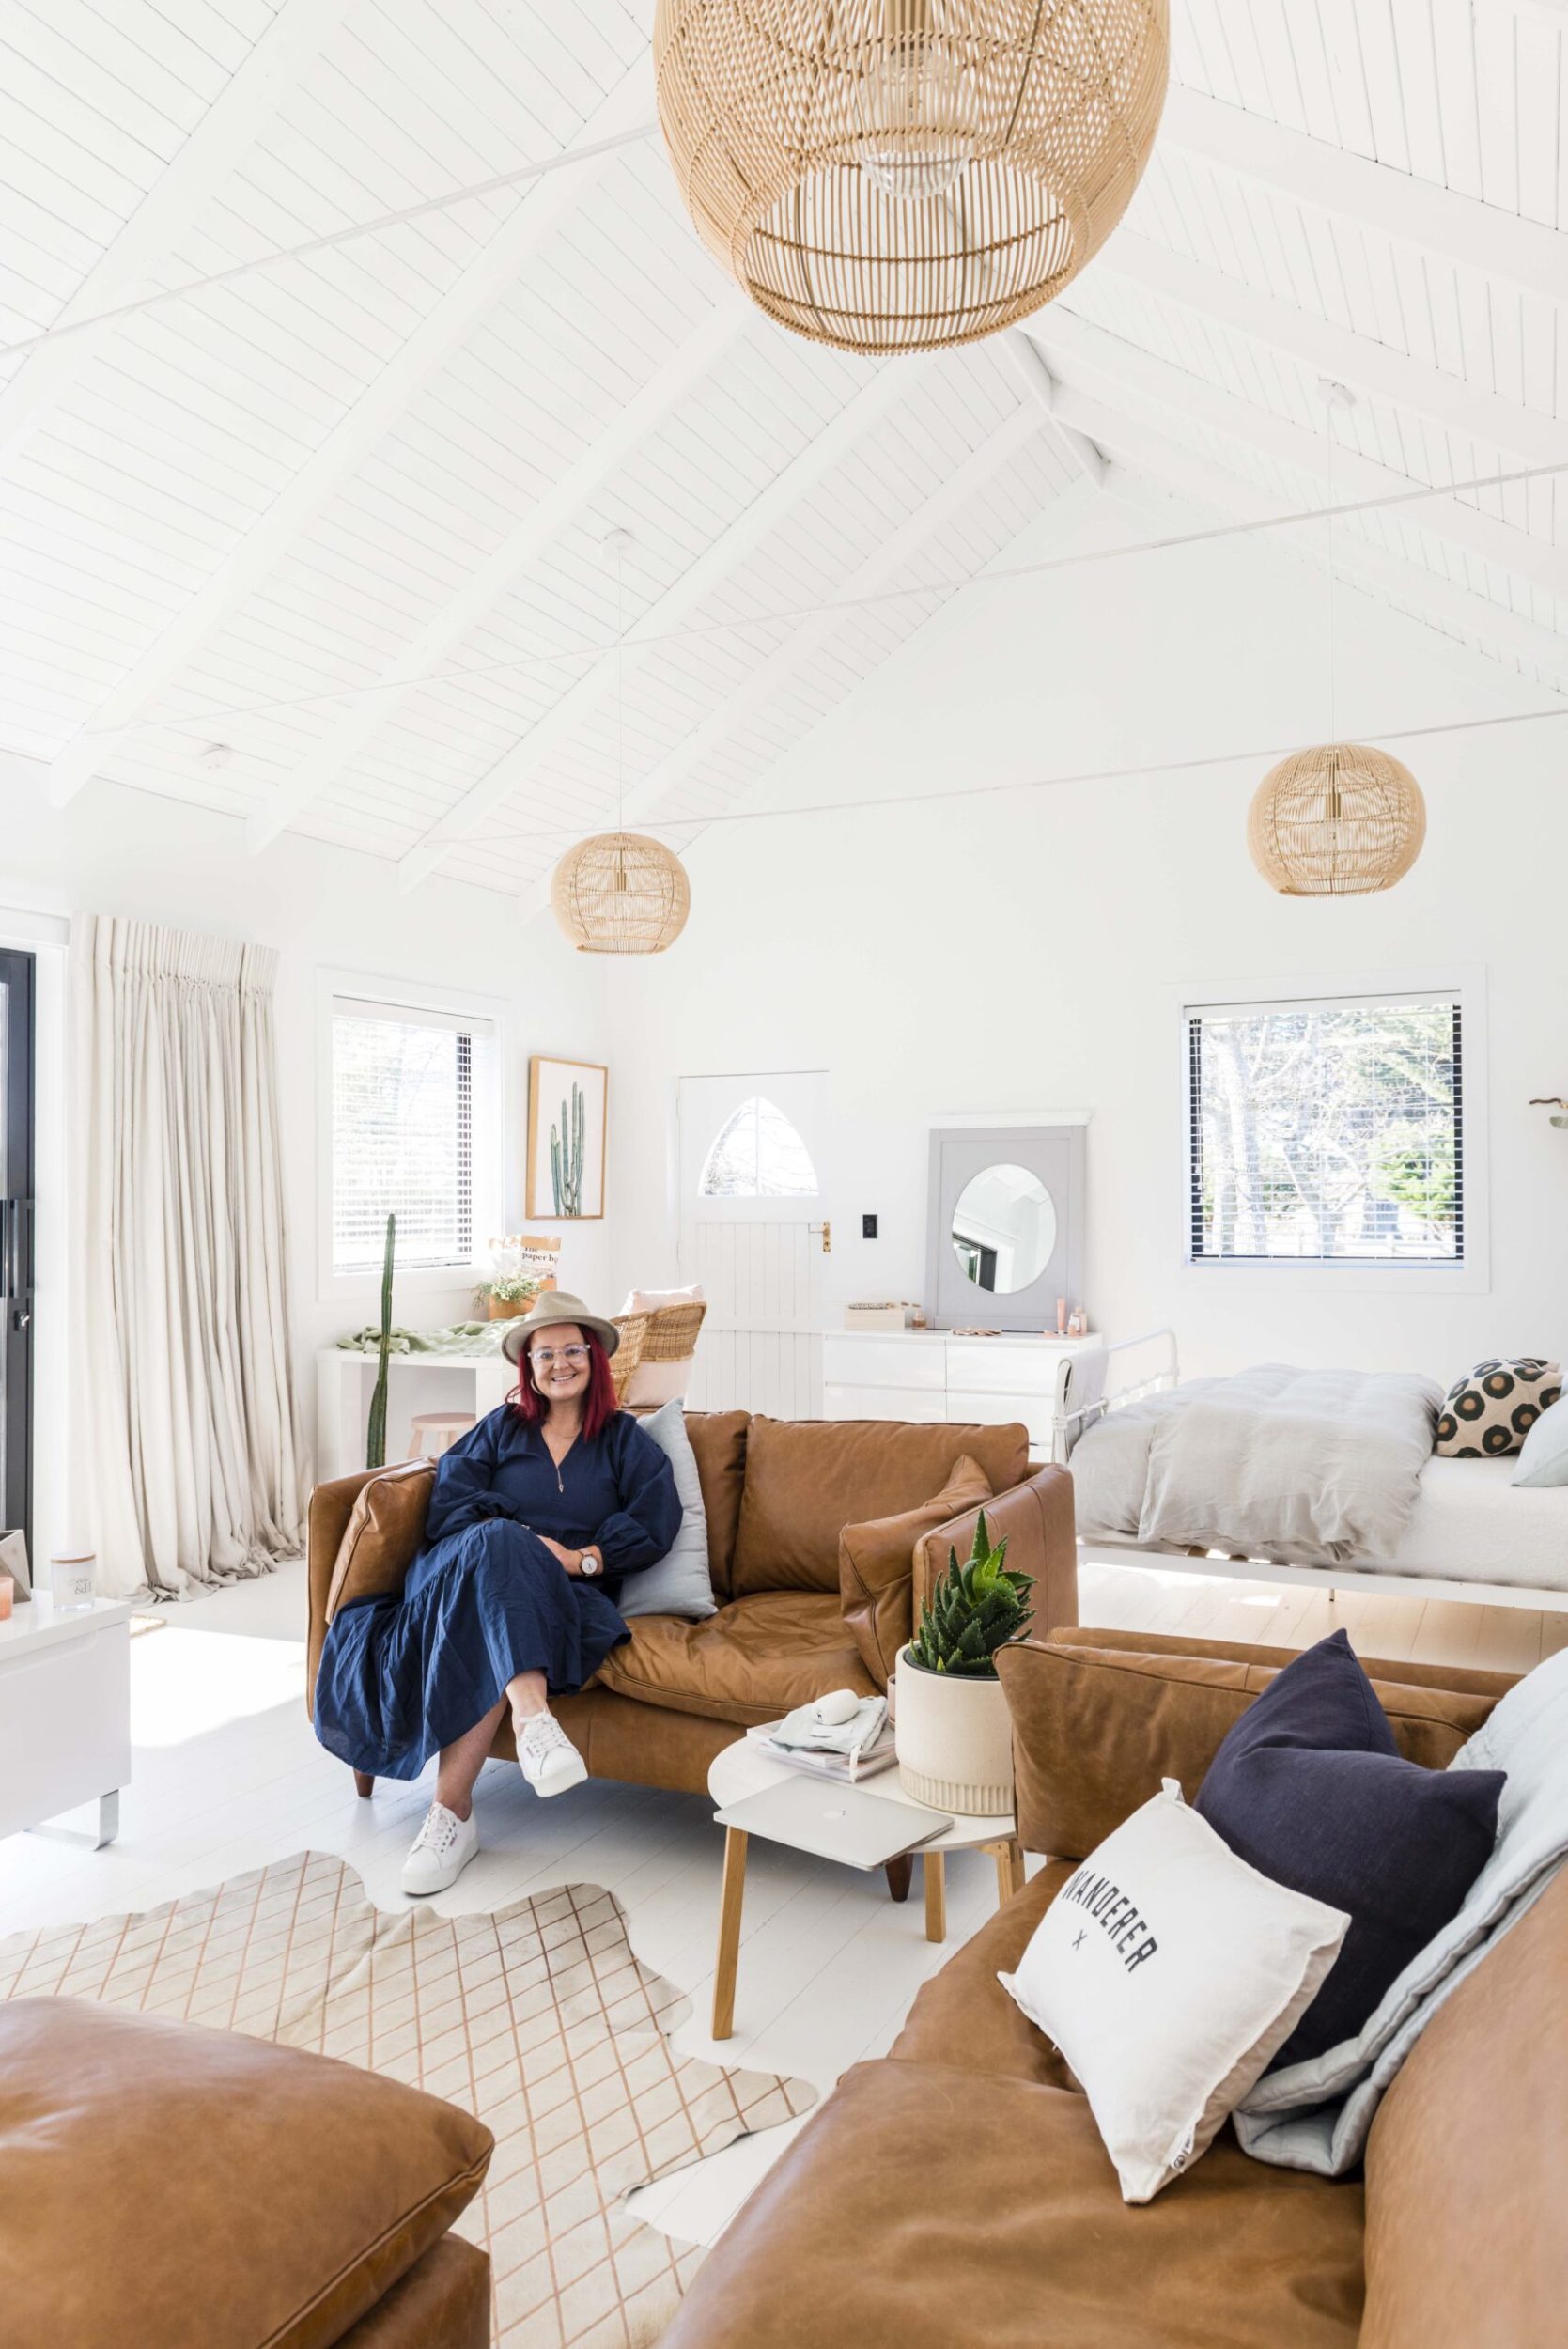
top-left (49, 1552), bottom-right (97, 1613)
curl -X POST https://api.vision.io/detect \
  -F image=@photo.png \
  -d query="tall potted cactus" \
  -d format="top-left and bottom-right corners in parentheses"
top-left (894, 1512), bottom-right (1033, 1814)
top-left (365, 1212), bottom-right (396, 1470)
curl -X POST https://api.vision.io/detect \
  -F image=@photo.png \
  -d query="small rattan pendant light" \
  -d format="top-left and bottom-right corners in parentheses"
top-left (551, 531), bottom-right (691, 956)
top-left (1248, 383), bottom-right (1425, 897)
top-left (652, 0), bottom-right (1170, 355)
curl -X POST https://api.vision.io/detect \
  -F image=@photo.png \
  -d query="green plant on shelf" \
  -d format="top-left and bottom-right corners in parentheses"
top-left (551, 1081), bottom-right (586, 1217)
top-left (906, 1512), bottom-right (1034, 1678)
top-left (365, 1211), bottom-right (396, 1470)
top-left (474, 1274), bottom-right (541, 1308)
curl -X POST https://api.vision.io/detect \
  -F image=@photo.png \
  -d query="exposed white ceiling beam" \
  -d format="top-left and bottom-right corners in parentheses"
top-left (1095, 233), bottom-right (1568, 470)
top-left (1047, 381), bottom-right (1568, 689)
top-left (244, 298), bottom-right (751, 853)
top-left (46, 61), bottom-right (653, 810)
top-left (1027, 310), bottom-right (1568, 603)
top-left (396, 355), bottom-right (930, 894)
top-left (1001, 333), bottom-right (1106, 487)
top-left (0, 0), bottom-right (355, 469)
top-left (1160, 86), bottom-right (1568, 308)
top-left (515, 395), bottom-right (1075, 913)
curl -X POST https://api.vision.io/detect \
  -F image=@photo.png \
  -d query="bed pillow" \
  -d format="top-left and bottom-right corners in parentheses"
top-left (999, 1781), bottom-right (1347, 2203)
top-left (1513, 1396), bottom-right (1568, 1488)
top-left (1435, 1358), bottom-right (1561, 1457)
top-left (1196, 1630), bottom-right (1505, 2068)
top-left (618, 1399), bottom-right (717, 1620)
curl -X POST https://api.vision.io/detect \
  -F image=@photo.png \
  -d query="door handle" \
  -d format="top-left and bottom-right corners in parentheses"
top-left (809, 1220), bottom-right (831, 1254)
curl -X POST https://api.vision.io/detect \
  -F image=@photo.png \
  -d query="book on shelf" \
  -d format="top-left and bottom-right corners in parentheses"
top-left (745, 1718), bottom-right (899, 1782)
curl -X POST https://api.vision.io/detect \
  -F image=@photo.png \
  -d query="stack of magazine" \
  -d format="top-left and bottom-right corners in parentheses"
top-left (746, 1714), bottom-right (898, 1783)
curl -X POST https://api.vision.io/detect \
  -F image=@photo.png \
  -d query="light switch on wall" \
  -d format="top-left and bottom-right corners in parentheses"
top-left (862, 1213), bottom-right (877, 1238)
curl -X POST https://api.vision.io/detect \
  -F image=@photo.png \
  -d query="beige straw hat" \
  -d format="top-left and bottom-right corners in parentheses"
top-left (500, 1289), bottom-right (620, 1364)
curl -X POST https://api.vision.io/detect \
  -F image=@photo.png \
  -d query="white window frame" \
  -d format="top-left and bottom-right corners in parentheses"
top-left (1173, 964), bottom-right (1489, 1297)
top-left (317, 969), bottom-right (507, 1306)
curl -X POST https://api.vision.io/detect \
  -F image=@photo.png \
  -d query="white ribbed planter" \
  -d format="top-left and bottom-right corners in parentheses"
top-left (894, 1650), bottom-right (1015, 1816)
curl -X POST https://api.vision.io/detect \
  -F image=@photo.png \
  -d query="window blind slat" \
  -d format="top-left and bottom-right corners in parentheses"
top-left (332, 1004), bottom-right (486, 1276)
top-left (1186, 997), bottom-right (1463, 1268)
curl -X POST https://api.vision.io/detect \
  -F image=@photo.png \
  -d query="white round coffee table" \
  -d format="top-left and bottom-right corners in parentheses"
top-left (706, 1737), bottom-right (1022, 2039)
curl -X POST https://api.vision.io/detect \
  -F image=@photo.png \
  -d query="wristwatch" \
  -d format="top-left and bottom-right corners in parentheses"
top-left (578, 1551), bottom-right (601, 1578)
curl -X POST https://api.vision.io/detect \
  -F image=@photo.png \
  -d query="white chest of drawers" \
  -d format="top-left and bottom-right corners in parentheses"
top-left (821, 1330), bottom-right (1105, 1461)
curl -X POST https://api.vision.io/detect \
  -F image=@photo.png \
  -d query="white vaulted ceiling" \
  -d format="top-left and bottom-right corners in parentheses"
top-left (2, 0), bottom-right (1566, 901)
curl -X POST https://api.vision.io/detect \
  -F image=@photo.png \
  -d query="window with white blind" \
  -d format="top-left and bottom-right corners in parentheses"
top-left (1185, 992), bottom-right (1464, 1267)
top-left (329, 995), bottom-right (498, 1278)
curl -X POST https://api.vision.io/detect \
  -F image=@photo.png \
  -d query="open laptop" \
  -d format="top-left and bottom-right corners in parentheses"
top-left (714, 1777), bottom-right (953, 1872)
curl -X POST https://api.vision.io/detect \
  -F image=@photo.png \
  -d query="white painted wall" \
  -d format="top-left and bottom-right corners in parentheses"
top-left (603, 489), bottom-right (1568, 1389)
top-left (1, 763), bottom-right (610, 1561)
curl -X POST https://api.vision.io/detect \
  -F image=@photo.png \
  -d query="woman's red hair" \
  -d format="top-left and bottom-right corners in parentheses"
top-left (511, 1327), bottom-right (618, 1441)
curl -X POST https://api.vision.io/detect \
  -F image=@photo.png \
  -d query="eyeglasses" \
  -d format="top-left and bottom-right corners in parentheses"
top-left (531, 1345), bottom-right (590, 1368)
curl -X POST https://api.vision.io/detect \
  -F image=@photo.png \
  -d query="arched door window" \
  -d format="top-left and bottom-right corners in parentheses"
top-left (699, 1096), bottom-right (819, 1199)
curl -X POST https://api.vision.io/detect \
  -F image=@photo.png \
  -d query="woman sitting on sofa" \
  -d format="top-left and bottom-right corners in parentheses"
top-left (314, 1291), bottom-right (680, 1897)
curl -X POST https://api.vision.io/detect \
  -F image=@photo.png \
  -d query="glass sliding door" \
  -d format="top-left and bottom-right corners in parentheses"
top-left (0, 950), bottom-right (35, 1548)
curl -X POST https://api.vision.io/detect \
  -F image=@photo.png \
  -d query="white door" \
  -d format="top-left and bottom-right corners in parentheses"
top-left (677, 1072), bottom-right (829, 1419)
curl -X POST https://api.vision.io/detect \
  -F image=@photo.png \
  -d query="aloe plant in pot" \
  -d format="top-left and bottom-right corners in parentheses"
top-left (894, 1513), bottom-right (1034, 1815)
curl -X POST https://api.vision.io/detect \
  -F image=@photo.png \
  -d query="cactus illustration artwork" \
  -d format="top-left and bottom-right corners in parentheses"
top-left (551, 1081), bottom-right (587, 1216)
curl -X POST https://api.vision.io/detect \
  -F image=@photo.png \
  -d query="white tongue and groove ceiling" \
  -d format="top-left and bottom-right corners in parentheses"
top-left (3, 0), bottom-right (1566, 902)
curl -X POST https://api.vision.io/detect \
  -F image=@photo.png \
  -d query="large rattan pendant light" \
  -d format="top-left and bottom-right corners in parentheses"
top-left (652, 0), bottom-right (1170, 355)
top-left (1248, 383), bottom-right (1425, 897)
top-left (551, 531), bottom-right (691, 956)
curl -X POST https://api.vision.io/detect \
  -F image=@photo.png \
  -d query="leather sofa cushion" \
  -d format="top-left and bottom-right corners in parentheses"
top-left (326, 1459), bottom-right (434, 1622)
top-left (334, 2238), bottom-right (491, 2349)
top-left (732, 1418), bottom-right (1030, 1596)
top-left (891, 1860), bottom-right (1079, 2090)
top-left (998, 1634), bottom-right (1502, 1861)
top-left (1359, 1868), bottom-right (1568, 2349)
top-left (0, 1997), bottom-right (492, 2349)
top-left (684, 1409), bottom-right (749, 1600)
top-left (659, 2056), bottom-right (1365, 2349)
top-left (594, 1591), bottom-right (877, 1726)
top-left (839, 1455), bottom-right (992, 1688)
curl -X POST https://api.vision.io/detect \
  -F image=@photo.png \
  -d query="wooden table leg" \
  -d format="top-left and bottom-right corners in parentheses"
top-left (924, 1848), bottom-right (947, 1943)
top-left (711, 1827), bottom-right (749, 2041)
top-left (989, 1840), bottom-right (1026, 1904)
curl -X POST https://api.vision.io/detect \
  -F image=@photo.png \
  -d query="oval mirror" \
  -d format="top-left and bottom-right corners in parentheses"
top-left (951, 1163), bottom-right (1057, 1295)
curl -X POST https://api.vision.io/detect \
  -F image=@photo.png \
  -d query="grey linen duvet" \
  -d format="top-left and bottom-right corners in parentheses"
top-left (1070, 1363), bottom-right (1442, 1565)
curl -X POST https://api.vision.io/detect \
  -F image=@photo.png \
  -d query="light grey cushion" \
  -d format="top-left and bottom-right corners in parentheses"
top-left (1514, 1397), bottom-right (1568, 1488)
top-left (617, 1401), bottom-right (717, 1619)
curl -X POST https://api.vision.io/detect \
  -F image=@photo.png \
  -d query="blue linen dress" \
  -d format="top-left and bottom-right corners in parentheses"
top-left (313, 1406), bottom-right (680, 1781)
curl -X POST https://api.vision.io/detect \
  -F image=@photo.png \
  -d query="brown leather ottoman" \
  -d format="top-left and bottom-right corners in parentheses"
top-left (0, 1998), bottom-right (493, 2349)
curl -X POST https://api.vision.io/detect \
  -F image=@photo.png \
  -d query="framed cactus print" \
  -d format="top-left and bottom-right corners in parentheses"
top-left (527, 1056), bottom-right (607, 1220)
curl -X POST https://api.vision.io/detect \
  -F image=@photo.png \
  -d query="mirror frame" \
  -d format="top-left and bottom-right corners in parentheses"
top-left (924, 1121), bottom-right (1086, 1332)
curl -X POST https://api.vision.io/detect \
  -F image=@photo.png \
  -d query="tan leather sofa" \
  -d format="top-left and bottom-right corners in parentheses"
top-left (306, 1414), bottom-right (1078, 1894)
top-left (3, 1994), bottom-right (493, 2349)
top-left (659, 1626), bottom-right (1565, 2349)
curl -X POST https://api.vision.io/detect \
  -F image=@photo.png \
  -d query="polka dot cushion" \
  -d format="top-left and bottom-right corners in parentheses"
top-left (1435, 1359), bottom-right (1562, 1457)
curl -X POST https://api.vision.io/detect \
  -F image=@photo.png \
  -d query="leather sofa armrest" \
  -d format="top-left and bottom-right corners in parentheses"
top-left (305, 1470), bottom-right (375, 1717)
top-left (994, 1631), bottom-right (1512, 1860)
top-left (910, 1463), bottom-right (1078, 1652)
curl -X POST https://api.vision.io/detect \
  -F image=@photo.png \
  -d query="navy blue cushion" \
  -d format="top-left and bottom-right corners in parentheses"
top-left (1196, 1630), bottom-right (1504, 2067)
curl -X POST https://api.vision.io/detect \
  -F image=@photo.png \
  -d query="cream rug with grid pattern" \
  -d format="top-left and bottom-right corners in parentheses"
top-left (0, 1850), bottom-right (815, 2347)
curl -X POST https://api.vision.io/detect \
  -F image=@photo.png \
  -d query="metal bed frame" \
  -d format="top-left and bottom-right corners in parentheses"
top-left (1049, 1330), bottom-right (1568, 1615)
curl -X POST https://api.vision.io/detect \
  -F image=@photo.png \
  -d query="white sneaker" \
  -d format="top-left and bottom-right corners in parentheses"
top-left (518, 1711), bottom-right (588, 1798)
top-left (400, 1800), bottom-right (479, 1896)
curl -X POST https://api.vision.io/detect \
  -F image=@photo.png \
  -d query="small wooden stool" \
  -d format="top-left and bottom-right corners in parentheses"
top-left (406, 1410), bottom-right (476, 1461)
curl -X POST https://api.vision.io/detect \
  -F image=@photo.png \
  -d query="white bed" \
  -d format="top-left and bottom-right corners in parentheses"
top-left (1050, 1333), bottom-right (1568, 1611)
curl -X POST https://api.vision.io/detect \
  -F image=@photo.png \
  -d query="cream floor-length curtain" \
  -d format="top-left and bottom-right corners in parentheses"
top-left (70, 918), bottom-right (308, 1598)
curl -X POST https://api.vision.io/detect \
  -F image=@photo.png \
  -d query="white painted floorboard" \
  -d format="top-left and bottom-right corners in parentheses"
top-left (3, 1553), bottom-right (1561, 2252)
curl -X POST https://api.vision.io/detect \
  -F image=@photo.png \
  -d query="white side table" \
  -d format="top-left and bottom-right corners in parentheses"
top-left (0, 1595), bottom-right (132, 1848)
top-left (706, 1737), bottom-right (1022, 2039)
